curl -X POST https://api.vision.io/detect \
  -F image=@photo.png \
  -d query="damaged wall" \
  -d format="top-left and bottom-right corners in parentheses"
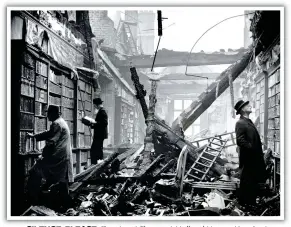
top-left (89, 10), bottom-right (117, 49)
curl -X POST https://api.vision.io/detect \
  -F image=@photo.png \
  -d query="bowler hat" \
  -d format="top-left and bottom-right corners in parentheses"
top-left (47, 105), bottom-right (60, 114)
top-left (93, 98), bottom-right (103, 105)
top-left (234, 100), bottom-right (249, 115)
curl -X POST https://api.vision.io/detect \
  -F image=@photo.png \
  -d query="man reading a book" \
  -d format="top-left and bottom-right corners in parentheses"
top-left (89, 98), bottom-right (108, 164)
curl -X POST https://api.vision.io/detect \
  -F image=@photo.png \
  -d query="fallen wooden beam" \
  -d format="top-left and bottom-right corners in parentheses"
top-left (117, 144), bottom-right (143, 163)
top-left (172, 47), bottom-right (254, 131)
top-left (21, 206), bottom-right (57, 216)
top-left (70, 151), bottom-right (119, 193)
top-left (82, 151), bottom-right (119, 182)
top-left (74, 163), bottom-right (101, 182)
top-left (139, 154), bottom-right (165, 178)
top-left (153, 159), bottom-right (176, 178)
top-left (160, 173), bottom-right (176, 178)
top-left (185, 181), bottom-right (238, 191)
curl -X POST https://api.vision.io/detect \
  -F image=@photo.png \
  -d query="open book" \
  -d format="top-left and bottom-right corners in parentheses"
top-left (81, 116), bottom-right (96, 126)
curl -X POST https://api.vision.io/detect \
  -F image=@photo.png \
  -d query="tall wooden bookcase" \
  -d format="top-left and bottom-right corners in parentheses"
top-left (18, 45), bottom-right (95, 189)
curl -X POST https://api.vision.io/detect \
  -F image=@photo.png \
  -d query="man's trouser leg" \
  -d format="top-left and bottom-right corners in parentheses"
top-left (239, 167), bottom-right (257, 205)
top-left (58, 181), bottom-right (71, 209)
top-left (27, 162), bottom-right (43, 205)
top-left (96, 139), bottom-right (104, 160)
top-left (90, 139), bottom-right (104, 164)
top-left (90, 142), bottom-right (97, 164)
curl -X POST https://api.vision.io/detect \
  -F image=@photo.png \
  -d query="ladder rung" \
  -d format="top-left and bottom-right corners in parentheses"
top-left (210, 141), bottom-right (224, 146)
top-left (203, 150), bottom-right (219, 156)
top-left (187, 173), bottom-right (202, 181)
top-left (196, 162), bottom-right (211, 168)
top-left (199, 156), bottom-right (214, 162)
top-left (213, 137), bottom-right (226, 142)
top-left (191, 167), bottom-right (206, 174)
top-left (206, 147), bottom-right (221, 152)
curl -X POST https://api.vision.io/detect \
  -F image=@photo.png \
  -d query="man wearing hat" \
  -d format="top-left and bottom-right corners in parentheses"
top-left (26, 105), bottom-right (74, 209)
top-left (234, 100), bottom-right (267, 206)
top-left (90, 97), bottom-right (108, 164)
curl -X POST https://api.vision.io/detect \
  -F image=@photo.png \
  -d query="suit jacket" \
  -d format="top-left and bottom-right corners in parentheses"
top-left (92, 107), bottom-right (108, 140)
top-left (34, 117), bottom-right (74, 183)
top-left (235, 116), bottom-right (266, 181)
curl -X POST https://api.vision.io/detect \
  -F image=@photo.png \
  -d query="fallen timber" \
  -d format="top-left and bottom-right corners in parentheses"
top-left (70, 151), bottom-right (120, 193)
top-left (184, 181), bottom-right (239, 191)
top-left (130, 67), bottom-right (226, 177)
top-left (171, 47), bottom-right (254, 132)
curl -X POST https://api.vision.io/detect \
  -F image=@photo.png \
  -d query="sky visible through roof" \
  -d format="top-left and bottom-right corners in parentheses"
top-left (108, 7), bottom-right (246, 53)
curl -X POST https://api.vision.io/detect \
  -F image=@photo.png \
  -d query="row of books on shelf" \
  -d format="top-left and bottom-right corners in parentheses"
top-left (268, 118), bottom-right (280, 129)
top-left (22, 65), bottom-right (35, 81)
top-left (268, 94), bottom-right (280, 108)
top-left (20, 96), bottom-right (34, 113)
top-left (62, 96), bottom-right (75, 108)
top-left (24, 52), bottom-right (35, 67)
top-left (267, 129), bottom-right (280, 140)
top-left (35, 74), bottom-right (48, 90)
top-left (49, 69), bottom-right (62, 84)
top-left (62, 108), bottom-right (74, 121)
top-left (36, 61), bottom-right (48, 77)
top-left (78, 91), bottom-right (92, 102)
top-left (78, 133), bottom-right (92, 147)
top-left (21, 79), bottom-right (34, 98)
top-left (268, 84), bottom-right (280, 97)
top-left (20, 112), bottom-right (34, 130)
top-left (36, 89), bottom-right (48, 103)
top-left (49, 81), bottom-right (62, 95)
top-left (268, 106), bottom-right (280, 118)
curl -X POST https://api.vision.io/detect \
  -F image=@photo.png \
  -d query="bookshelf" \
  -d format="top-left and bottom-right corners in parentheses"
top-left (19, 48), bottom-right (95, 176)
top-left (114, 96), bottom-right (135, 145)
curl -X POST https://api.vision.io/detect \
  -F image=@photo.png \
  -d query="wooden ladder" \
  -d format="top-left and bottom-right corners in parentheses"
top-left (185, 136), bottom-right (228, 181)
top-left (192, 131), bottom-right (236, 149)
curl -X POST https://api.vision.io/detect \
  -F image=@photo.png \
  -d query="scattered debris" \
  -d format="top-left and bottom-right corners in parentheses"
top-left (21, 206), bottom-right (58, 216)
top-left (22, 131), bottom-right (279, 217)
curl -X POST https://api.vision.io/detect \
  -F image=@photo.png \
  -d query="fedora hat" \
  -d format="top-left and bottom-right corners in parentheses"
top-left (93, 98), bottom-right (103, 105)
top-left (234, 100), bottom-right (249, 115)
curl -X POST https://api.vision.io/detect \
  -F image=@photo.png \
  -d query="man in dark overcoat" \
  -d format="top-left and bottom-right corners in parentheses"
top-left (234, 100), bottom-right (267, 206)
top-left (90, 98), bottom-right (108, 164)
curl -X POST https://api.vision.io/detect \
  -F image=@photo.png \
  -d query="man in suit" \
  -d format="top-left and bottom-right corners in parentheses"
top-left (90, 98), bottom-right (108, 164)
top-left (27, 105), bottom-right (74, 209)
top-left (234, 100), bottom-right (267, 206)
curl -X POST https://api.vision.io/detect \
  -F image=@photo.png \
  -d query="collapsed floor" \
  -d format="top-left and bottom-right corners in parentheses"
top-left (22, 141), bottom-right (280, 217)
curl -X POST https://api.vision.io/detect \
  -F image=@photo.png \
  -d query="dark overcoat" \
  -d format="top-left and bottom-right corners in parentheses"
top-left (92, 107), bottom-right (108, 140)
top-left (235, 116), bottom-right (267, 204)
top-left (90, 107), bottom-right (108, 161)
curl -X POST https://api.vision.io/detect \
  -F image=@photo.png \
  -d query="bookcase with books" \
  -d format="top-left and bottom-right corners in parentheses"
top-left (18, 47), bottom-right (95, 178)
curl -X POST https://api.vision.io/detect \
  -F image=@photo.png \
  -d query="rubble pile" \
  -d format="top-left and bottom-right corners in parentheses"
top-left (22, 143), bottom-right (280, 217)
